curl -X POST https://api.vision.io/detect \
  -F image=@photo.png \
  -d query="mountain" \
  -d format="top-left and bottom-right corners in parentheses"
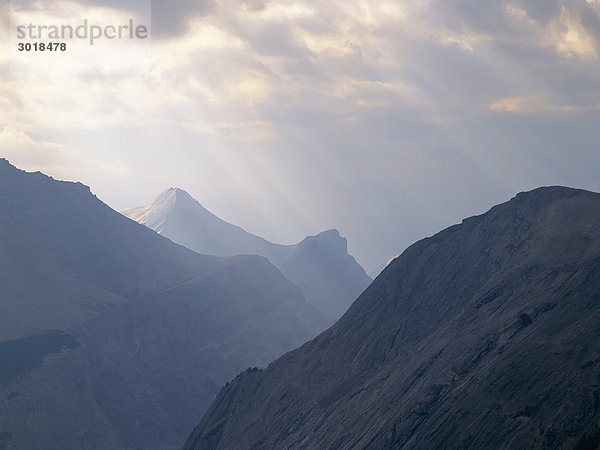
top-left (280, 230), bottom-right (375, 319)
top-left (0, 159), bottom-right (330, 449)
top-left (123, 188), bottom-right (293, 267)
top-left (185, 186), bottom-right (600, 449)
top-left (123, 188), bottom-right (372, 319)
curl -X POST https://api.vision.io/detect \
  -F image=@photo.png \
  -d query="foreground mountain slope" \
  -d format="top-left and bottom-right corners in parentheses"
top-left (123, 188), bottom-right (372, 319)
top-left (0, 159), bottom-right (329, 449)
top-left (186, 186), bottom-right (600, 449)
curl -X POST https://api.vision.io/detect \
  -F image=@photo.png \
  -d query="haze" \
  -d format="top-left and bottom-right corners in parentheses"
top-left (1, 0), bottom-right (599, 274)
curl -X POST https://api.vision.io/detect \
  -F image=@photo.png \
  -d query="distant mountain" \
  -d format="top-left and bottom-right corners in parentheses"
top-left (185, 186), bottom-right (600, 449)
top-left (123, 188), bottom-right (293, 266)
top-left (123, 188), bottom-right (372, 319)
top-left (0, 159), bottom-right (329, 449)
top-left (280, 230), bottom-right (375, 319)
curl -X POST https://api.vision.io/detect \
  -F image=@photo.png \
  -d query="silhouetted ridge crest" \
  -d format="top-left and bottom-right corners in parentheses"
top-left (0, 158), bottom-right (93, 196)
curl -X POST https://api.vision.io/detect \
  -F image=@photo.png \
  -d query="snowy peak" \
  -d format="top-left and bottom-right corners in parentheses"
top-left (126, 188), bottom-right (214, 221)
top-left (172, 187), bottom-right (197, 201)
top-left (123, 188), bottom-right (288, 266)
top-left (124, 190), bottom-right (372, 320)
top-left (152, 187), bottom-right (179, 205)
top-left (160, 187), bottom-right (206, 210)
top-left (122, 187), bottom-right (213, 232)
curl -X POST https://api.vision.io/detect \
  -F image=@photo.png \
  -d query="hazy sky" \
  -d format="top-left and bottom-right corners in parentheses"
top-left (1, 0), bottom-right (600, 274)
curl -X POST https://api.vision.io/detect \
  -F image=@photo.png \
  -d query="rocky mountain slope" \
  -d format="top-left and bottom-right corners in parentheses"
top-left (185, 186), bottom-right (600, 449)
top-left (123, 188), bottom-right (372, 319)
top-left (0, 159), bottom-right (329, 449)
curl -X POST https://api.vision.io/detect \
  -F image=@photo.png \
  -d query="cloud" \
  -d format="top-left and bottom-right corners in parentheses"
top-left (488, 93), bottom-right (600, 114)
top-left (0, 125), bottom-right (38, 146)
top-left (488, 96), bottom-right (546, 113)
top-left (0, 125), bottom-right (69, 174)
top-left (74, 0), bottom-right (217, 37)
top-left (486, 95), bottom-right (588, 113)
top-left (2, 0), bottom-right (600, 273)
top-left (554, 5), bottom-right (598, 59)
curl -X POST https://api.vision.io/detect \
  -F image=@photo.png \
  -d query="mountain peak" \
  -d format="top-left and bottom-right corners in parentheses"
top-left (123, 191), bottom-right (371, 320)
top-left (459, 186), bottom-right (593, 228)
top-left (511, 185), bottom-right (585, 205)
top-left (0, 162), bottom-right (331, 449)
top-left (172, 187), bottom-right (200, 204)
top-left (310, 229), bottom-right (347, 254)
top-left (185, 186), bottom-right (600, 449)
top-left (153, 187), bottom-right (206, 211)
top-left (316, 229), bottom-right (341, 239)
top-left (0, 159), bottom-right (92, 196)
top-left (0, 158), bottom-right (25, 175)
top-left (164, 187), bottom-right (192, 197)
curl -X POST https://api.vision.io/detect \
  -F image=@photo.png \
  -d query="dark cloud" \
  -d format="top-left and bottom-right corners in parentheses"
top-left (151, 0), bottom-right (216, 36)
top-left (74, 0), bottom-right (216, 36)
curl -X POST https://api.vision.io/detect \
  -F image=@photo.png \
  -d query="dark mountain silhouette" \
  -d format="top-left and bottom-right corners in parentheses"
top-left (123, 188), bottom-right (372, 319)
top-left (185, 186), bottom-right (600, 450)
top-left (0, 159), bottom-right (329, 449)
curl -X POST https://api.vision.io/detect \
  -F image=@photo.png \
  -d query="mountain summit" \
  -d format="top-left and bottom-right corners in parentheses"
top-left (0, 160), bottom-right (329, 449)
top-left (123, 188), bottom-right (289, 264)
top-left (185, 186), bottom-right (600, 449)
top-left (123, 188), bottom-right (372, 319)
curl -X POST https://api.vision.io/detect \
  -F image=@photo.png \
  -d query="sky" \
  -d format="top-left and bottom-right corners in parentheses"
top-left (1, 0), bottom-right (600, 275)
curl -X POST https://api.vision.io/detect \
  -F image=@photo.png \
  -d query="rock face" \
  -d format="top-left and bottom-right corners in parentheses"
top-left (0, 159), bottom-right (330, 449)
top-left (123, 188), bottom-right (372, 319)
top-left (185, 186), bottom-right (600, 450)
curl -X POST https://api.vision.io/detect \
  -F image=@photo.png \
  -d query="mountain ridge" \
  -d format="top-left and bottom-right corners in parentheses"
top-left (185, 185), bottom-right (600, 449)
top-left (123, 188), bottom-right (372, 319)
top-left (0, 159), bottom-right (330, 449)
